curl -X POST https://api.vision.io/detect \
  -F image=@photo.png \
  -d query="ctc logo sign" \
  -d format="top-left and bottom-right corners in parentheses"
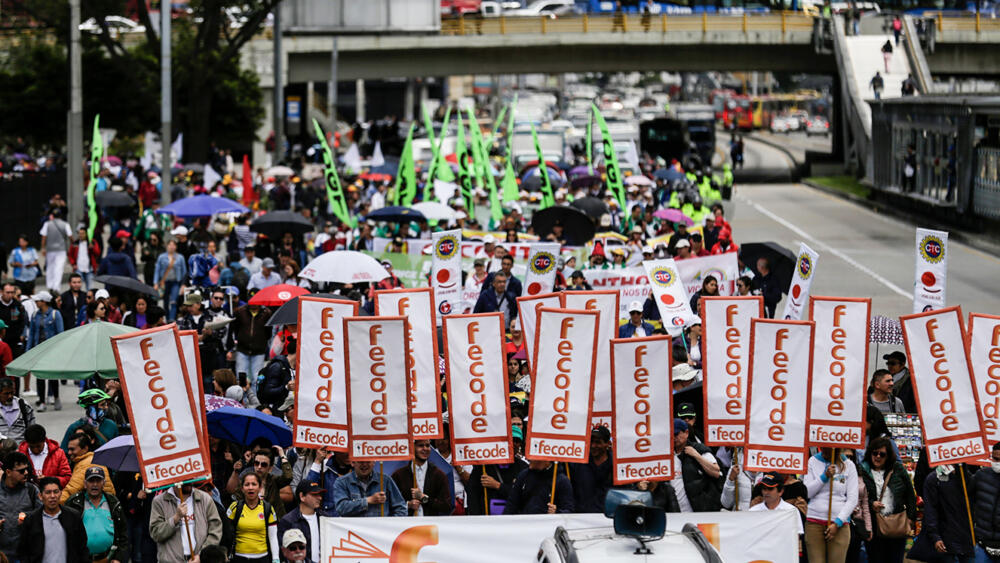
top-left (651, 268), bottom-right (675, 287)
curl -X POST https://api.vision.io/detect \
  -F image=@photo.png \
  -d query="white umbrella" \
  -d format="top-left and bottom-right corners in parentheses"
top-left (266, 165), bottom-right (295, 177)
top-left (300, 251), bottom-right (390, 284)
top-left (411, 201), bottom-right (457, 221)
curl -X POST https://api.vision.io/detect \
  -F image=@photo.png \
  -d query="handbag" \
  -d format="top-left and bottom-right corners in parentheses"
top-left (875, 469), bottom-right (909, 538)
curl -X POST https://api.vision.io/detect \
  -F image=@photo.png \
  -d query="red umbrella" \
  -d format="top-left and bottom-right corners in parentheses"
top-left (360, 172), bottom-right (392, 182)
top-left (248, 284), bottom-right (309, 307)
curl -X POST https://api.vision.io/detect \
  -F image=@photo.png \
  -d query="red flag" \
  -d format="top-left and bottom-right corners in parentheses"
top-left (241, 154), bottom-right (255, 205)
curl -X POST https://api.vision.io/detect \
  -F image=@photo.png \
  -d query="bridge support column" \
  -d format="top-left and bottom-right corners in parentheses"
top-left (404, 78), bottom-right (415, 122)
top-left (419, 80), bottom-right (429, 111)
top-left (355, 79), bottom-right (366, 123)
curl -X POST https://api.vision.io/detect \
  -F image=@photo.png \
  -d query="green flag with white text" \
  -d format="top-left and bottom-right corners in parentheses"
top-left (592, 104), bottom-right (625, 210)
top-left (531, 125), bottom-right (555, 209)
top-left (313, 119), bottom-right (355, 228)
top-left (455, 111), bottom-right (474, 211)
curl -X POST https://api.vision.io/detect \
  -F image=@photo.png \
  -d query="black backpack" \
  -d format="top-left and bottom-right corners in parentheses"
top-left (256, 356), bottom-right (291, 408)
top-left (227, 498), bottom-right (271, 557)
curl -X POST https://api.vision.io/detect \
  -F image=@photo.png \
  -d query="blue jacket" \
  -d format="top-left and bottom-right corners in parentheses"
top-left (277, 506), bottom-right (331, 560)
top-left (304, 459), bottom-right (343, 515)
top-left (153, 252), bottom-right (188, 286)
top-left (97, 251), bottom-right (136, 279)
top-left (332, 469), bottom-right (407, 517)
top-left (480, 272), bottom-right (523, 297)
top-left (188, 253), bottom-right (219, 287)
top-left (27, 308), bottom-right (63, 350)
top-left (618, 321), bottom-right (656, 338)
top-left (473, 288), bottom-right (517, 321)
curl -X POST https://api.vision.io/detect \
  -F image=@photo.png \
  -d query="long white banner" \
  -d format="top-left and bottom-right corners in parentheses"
top-left (562, 290), bottom-right (620, 427)
top-left (914, 227), bottom-right (949, 313)
top-left (431, 229), bottom-right (463, 321)
top-left (319, 510), bottom-right (801, 563)
top-left (523, 242), bottom-right (561, 296)
top-left (745, 319), bottom-right (814, 474)
top-left (901, 307), bottom-right (988, 466)
top-left (375, 288), bottom-right (443, 439)
top-left (294, 297), bottom-right (357, 451)
top-left (779, 242), bottom-right (819, 321)
top-left (345, 316), bottom-right (413, 461)
top-left (178, 330), bottom-right (208, 444)
top-left (443, 313), bottom-right (514, 465)
top-left (701, 296), bottom-right (763, 447)
top-left (527, 307), bottom-right (600, 462)
top-left (111, 325), bottom-right (211, 488)
top-left (516, 292), bottom-right (562, 369)
top-left (643, 258), bottom-right (694, 332)
top-left (611, 335), bottom-right (674, 484)
top-left (807, 297), bottom-right (871, 449)
top-left (969, 313), bottom-right (1000, 447)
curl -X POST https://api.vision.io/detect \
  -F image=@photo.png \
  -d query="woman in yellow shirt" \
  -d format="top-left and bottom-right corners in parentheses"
top-left (227, 473), bottom-right (279, 563)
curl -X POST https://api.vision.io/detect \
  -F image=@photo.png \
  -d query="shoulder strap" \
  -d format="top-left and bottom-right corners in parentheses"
top-left (18, 398), bottom-right (28, 423)
top-left (877, 469), bottom-right (893, 501)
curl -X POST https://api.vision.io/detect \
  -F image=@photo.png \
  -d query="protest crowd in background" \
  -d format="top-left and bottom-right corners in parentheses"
top-left (0, 103), bottom-right (993, 563)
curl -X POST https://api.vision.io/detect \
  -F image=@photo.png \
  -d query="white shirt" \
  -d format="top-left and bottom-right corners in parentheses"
top-left (177, 494), bottom-right (195, 556)
top-left (76, 242), bottom-right (91, 273)
top-left (672, 451), bottom-right (717, 513)
top-left (29, 443), bottom-right (48, 476)
top-left (442, 452), bottom-right (471, 506)
top-left (239, 256), bottom-right (263, 275)
top-left (414, 461), bottom-right (428, 517)
top-left (749, 499), bottom-right (804, 534)
top-left (248, 270), bottom-right (281, 291)
top-left (302, 512), bottom-right (320, 562)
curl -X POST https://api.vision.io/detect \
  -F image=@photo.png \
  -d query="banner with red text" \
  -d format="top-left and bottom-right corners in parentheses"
top-left (516, 293), bottom-right (562, 369)
top-left (344, 317), bottom-right (413, 461)
top-left (178, 330), bottom-right (209, 444)
top-left (431, 229), bottom-right (463, 323)
top-left (111, 325), bottom-right (211, 489)
top-left (562, 290), bottom-right (620, 427)
top-left (807, 297), bottom-right (870, 449)
top-left (294, 297), bottom-right (358, 451)
top-left (374, 236), bottom-right (539, 261)
top-left (443, 314), bottom-right (514, 465)
top-left (642, 259), bottom-right (694, 333)
top-left (779, 243), bottom-right (819, 321)
top-left (610, 335), bottom-right (673, 484)
top-left (969, 313), bottom-right (1000, 447)
top-left (701, 297), bottom-right (763, 447)
top-left (913, 228), bottom-right (949, 314)
top-left (745, 319), bottom-right (815, 474)
top-left (527, 308), bottom-right (600, 462)
top-left (375, 288), bottom-right (443, 439)
top-left (901, 307), bottom-right (988, 466)
top-left (523, 243), bottom-right (561, 296)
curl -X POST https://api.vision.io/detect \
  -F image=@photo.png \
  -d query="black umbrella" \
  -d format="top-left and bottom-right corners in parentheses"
top-left (96, 275), bottom-right (158, 297)
top-left (365, 206), bottom-right (426, 223)
top-left (95, 191), bottom-right (136, 208)
top-left (739, 242), bottom-right (796, 294)
top-left (569, 196), bottom-right (608, 221)
top-left (570, 175), bottom-right (602, 190)
top-left (266, 293), bottom-right (339, 327)
top-left (530, 206), bottom-right (596, 246)
top-left (250, 210), bottom-right (314, 239)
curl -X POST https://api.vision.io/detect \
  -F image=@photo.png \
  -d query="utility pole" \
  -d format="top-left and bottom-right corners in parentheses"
top-left (273, 5), bottom-right (284, 166)
top-left (327, 36), bottom-right (338, 130)
top-left (67, 0), bottom-right (83, 226)
top-left (161, 0), bottom-right (172, 203)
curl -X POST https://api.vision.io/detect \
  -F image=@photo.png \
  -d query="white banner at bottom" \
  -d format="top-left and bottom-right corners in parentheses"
top-left (320, 510), bottom-right (798, 563)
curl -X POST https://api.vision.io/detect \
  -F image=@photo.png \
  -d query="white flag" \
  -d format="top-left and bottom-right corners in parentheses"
top-left (203, 164), bottom-right (222, 189)
top-left (343, 143), bottom-right (362, 174)
top-left (913, 228), bottom-right (948, 313)
top-left (522, 243), bottom-right (561, 296)
top-left (779, 242), bottom-right (819, 321)
top-left (371, 141), bottom-right (385, 167)
top-left (430, 229), bottom-right (463, 324)
top-left (641, 259), bottom-right (694, 334)
top-left (171, 133), bottom-right (183, 163)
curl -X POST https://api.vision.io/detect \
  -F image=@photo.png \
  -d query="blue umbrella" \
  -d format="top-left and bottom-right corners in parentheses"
top-left (206, 406), bottom-right (292, 447)
top-left (654, 168), bottom-right (685, 181)
top-left (366, 206), bottom-right (426, 223)
top-left (370, 157), bottom-right (400, 176)
top-left (381, 448), bottom-right (455, 507)
top-left (157, 195), bottom-right (249, 218)
top-left (93, 435), bottom-right (139, 472)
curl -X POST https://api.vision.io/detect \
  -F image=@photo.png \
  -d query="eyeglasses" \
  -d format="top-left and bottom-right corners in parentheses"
top-left (212, 296), bottom-right (224, 301)
top-left (886, 361), bottom-right (901, 366)
top-left (872, 451), bottom-right (887, 458)
top-left (254, 461), bottom-right (271, 467)
top-left (9, 467), bottom-right (28, 474)
top-left (287, 543), bottom-right (306, 551)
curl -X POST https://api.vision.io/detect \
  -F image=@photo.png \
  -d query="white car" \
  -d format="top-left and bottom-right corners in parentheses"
top-left (505, 0), bottom-right (576, 17)
top-left (805, 115), bottom-right (831, 137)
top-left (79, 16), bottom-right (145, 37)
top-left (536, 523), bottom-right (724, 563)
top-left (769, 115), bottom-right (797, 134)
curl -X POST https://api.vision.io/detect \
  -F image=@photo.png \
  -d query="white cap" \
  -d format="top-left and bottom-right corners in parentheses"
top-left (32, 291), bottom-right (52, 303)
top-left (94, 289), bottom-right (110, 300)
top-left (628, 300), bottom-right (643, 314)
top-left (675, 238), bottom-right (691, 249)
top-left (642, 246), bottom-right (653, 254)
top-left (170, 225), bottom-right (189, 237)
top-left (483, 234), bottom-right (497, 245)
top-left (672, 363), bottom-right (698, 382)
top-left (282, 528), bottom-right (307, 548)
top-left (599, 214), bottom-right (612, 227)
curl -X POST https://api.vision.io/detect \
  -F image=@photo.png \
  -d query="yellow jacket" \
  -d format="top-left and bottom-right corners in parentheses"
top-left (60, 451), bottom-right (115, 503)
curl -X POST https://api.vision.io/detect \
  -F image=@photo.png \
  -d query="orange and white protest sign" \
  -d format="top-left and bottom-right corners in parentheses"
top-left (443, 313), bottom-right (514, 465)
top-left (111, 325), bottom-right (211, 488)
top-left (516, 292), bottom-right (562, 368)
top-left (375, 288), bottom-right (443, 439)
top-left (969, 313), bottom-right (1000, 446)
top-left (562, 290), bottom-right (620, 428)
top-left (178, 330), bottom-right (208, 444)
top-left (610, 335), bottom-right (673, 485)
top-left (526, 307), bottom-right (600, 463)
top-left (901, 307), bottom-right (989, 466)
top-left (344, 316), bottom-right (413, 461)
top-left (807, 297), bottom-right (871, 449)
top-left (294, 297), bottom-right (358, 451)
top-left (701, 296), bottom-right (763, 446)
top-left (745, 319), bottom-right (815, 474)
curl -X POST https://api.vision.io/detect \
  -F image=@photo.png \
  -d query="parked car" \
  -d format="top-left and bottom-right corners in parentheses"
top-left (770, 115), bottom-right (797, 134)
top-left (506, 0), bottom-right (577, 17)
top-left (79, 15), bottom-right (145, 36)
top-left (805, 115), bottom-right (831, 136)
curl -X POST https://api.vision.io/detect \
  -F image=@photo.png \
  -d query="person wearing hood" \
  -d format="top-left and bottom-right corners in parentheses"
top-left (97, 236), bottom-right (137, 279)
top-left (589, 241), bottom-right (611, 269)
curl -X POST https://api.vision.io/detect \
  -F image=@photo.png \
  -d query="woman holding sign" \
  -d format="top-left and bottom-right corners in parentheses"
top-left (803, 448), bottom-right (859, 563)
top-left (227, 473), bottom-right (280, 563)
top-left (858, 437), bottom-right (916, 563)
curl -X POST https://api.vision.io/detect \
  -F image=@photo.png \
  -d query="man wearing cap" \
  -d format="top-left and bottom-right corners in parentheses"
top-left (750, 473), bottom-right (804, 534)
top-left (569, 426), bottom-right (614, 513)
top-left (466, 426), bottom-right (529, 516)
top-left (673, 238), bottom-right (692, 260)
top-left (170, 225), bottom-right (196, 261)
top-left (278, 480), bottom-right (331, 563)
top-left (248, 258), bottom-right (281, 291)
top-left (676, 402), bottom-right (703, 444)
top-left (97, 236), bottom-right (137, 279)
top-left (39, 208), bottom-right (72, 293)
top-left (239, 245), bottom-right (263, 275)
top-left (884, 351), bottom-right (915, 413)
top-left (671, 419), bottom-right (721, 512)
top-left (64, 466), bottom-right (128, 563)
top-left (619, 301), bottom-right (655, 338)
top-left (280, 529), bottom-right (313, 563)
top-left (26, 291), bottom-right (63, 411)
top-left (391, 439), bottom-right (453, 517)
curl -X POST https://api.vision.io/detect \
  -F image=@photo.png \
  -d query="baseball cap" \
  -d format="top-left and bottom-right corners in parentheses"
top-left (675, 238), bottom-right (691, 249)
top-left (673, 418), bottom-right (689, 435)
top-left (883, 351), bottom-right (906, 363)
top-left (183, 292), bottom-right (203, 306)
top-left (483, 234), bottom-right (497, 245)
top-left (474, 258), bottom-right (486, 267)
top-left (760, 472), bottom-right (784, 488)
top-left (32, 291), bottom-right (52, 303)
top-left (628, 300), bottom-right (643, 314)
top-left (94, 289), bottom-right (110, 300)
top-left (85, 466), bottom-right (106, 481)
top-left (672, 363), bottom-right (697, 382)
top-left (0, 320), bottom-right (8, 330)
top-left (114, 229), bottom-right (131, 239)
top-left (261, 257), bottom-right (276, 269)
top-left (295, 480), bottom-right (326, 497)
top-left (170, 226), bottom-right (189, 237)
top-left (591, 425), bottom-right (611, 442)
top-left (676, 402), bottom-right (696, 418)
top-left (282, 528), bottom-right (308, 549)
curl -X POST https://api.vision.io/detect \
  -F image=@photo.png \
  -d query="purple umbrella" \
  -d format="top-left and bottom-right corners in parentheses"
top-left (11, 153), bottom-right (29, 161)
top-left (653, 208), bottom-right (694, 226)
top-left (103, 155), bottom-right (123, 166)
top-left (570, 175), bottom-right (602, 190)
top-left (870, 315), bottom-right (903, 345)
top-left (568, 165), bottom-right (591, 178)
top-left (205, 394), bottom-right (243, 412)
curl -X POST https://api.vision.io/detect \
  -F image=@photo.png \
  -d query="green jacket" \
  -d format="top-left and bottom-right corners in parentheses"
top-left (860, 460), bottom-right (917, 521)
top-left (64, 491), bottom-right (129, 561)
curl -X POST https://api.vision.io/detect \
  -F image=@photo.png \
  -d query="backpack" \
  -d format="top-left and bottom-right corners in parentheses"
top-left (228, 498), bottom-right (272, 557)
top-left (257, 356), bottom-right (291, 408)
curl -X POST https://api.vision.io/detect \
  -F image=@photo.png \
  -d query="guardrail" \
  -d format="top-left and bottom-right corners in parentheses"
top-left (933, 13), bottom-right (1000, 34)
top-left (441, 13), bottom-right (815, 36)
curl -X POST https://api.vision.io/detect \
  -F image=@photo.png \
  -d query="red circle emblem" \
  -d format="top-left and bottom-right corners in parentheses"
top-left (791, 284), bottom-right (802, 299)
top-left (660, 294), bottom-right (675, 305)
top-left (921, 271), bottom-right (936, 286)
top-left (436, 269), bottom-right (451, 283)
top-left (527, 282), bottom-right (542, 295)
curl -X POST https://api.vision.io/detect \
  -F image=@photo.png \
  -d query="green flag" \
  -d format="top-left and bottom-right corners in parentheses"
top-left (506, 95), bottom-right (517, 163)
top-left (586, 112), bottom-right (594, 174)
top-left (468, 107), bottom-right (502, 225)
top-left (313, 119), bottom-right (355, 228)
top-left (501, 160), bottom-right (519, 203)
top-left (421, 104), bottom-right (436, 149)
top-left (424, 107), bottom-right (453, 202)
top-left (86, 115), bottom-right (103, 241)
top-left (455, 112), bottom-right (474, 211)
top-left (592, 104), bottom-right (625, 210)
top-left (530, 125), bottom-right (555, 209)
top-left (394, 123), bottom-right (417, 206)
top-left (490, 105), bottom-right (508, 142)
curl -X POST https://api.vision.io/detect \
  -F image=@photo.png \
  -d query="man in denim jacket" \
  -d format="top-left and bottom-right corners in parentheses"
top-left (332, 460), bottom-right (406, 517)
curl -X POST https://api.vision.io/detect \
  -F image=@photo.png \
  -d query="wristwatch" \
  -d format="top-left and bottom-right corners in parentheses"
top-left (420, 494), bottom-right (429, 505)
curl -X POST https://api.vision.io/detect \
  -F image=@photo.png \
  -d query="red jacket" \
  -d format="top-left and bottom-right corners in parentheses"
top-left (18, 438), bottom-right (72, 487)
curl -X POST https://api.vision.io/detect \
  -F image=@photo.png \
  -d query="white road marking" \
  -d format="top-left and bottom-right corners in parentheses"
top-left (737, 193), bottom-right (912, 299)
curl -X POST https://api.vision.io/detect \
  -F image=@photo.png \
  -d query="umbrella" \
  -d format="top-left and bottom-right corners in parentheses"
top-left (521, 172), bottom-right (565, 193)
top-left (365, 206), bottom-right (426, 223)
top-left (568, 165), bottom-right (591, 178)
top-left (6, 321), bottom-right (139, 379)
top-left (103, 155), bottom-right (123, 166)
top-left (870, 315), bottom-right (904, 345)
top-left (205, 394), bottom-right (244, 413)
top-left (739, 242), bottom-right (796, 294)
top-left (654, 168), bottom-right (686, 181)
top-left (182, 163), bottom-right (205, 174)
top-left (625, 175), bottom-right (654, 187)
top-left (266, 293), bottom-right (340, 327)
top-left (96, 275), bottom-right (158, 297)
top-left (206, 406), bottom-right (292, 447)
top-left (530, 206), bottom-right (596, 246)
top-left (266, 165), bottom-right (295, 177)
top-left (411, 201), bottom-right (457, 221)
top-left (360, 172), bottom-right (392, 182)
top-left (570, 175), bottom-right (602, 190)
top-left (92, 435), bottom-right (139, 472)
top-left (569, 196), bottom-right (609, 221)
top-left (653, 208), bottom-right (694, 226)
top-left (95, 191), bottom-right (136, 208)
top-left (157, 195), bottom-right (249, 218)
top-left (300, 251), bottom-right (390, 284)
top-left (247, 284), bottom-right (309, 307)
top-left (249, 210), bottom-right (314, 239)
